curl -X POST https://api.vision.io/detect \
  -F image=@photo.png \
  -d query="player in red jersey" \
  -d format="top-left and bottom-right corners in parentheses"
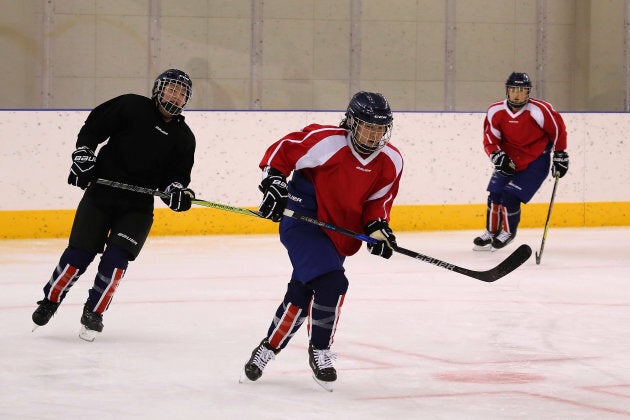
top-left (474, 72), bottom-right (569, 250)
top-left (240, 92), bottom-right (403, 390)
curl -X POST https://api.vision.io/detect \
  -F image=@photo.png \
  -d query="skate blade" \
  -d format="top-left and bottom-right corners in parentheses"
top-left (312, 375), bottom-right (334, 392)
top-left (490, 243), bottom-right (512, 252)
top-left (238, 372), bottom-right (250, 384)
top-left (32, 323), bottom-right (41, 332)
top-left (79, 326), bottom-right (100, 342)
top-left (473, 244), bottom-right (492, 252)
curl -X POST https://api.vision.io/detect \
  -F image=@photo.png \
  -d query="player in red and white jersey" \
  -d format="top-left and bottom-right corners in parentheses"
top-left (240, 92), bottom-right (403, 390)
top-left (474, 72), bottom-right (569, 250)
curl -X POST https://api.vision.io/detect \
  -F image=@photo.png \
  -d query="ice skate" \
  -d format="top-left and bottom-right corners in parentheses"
top-left (32, 299), bottom-right (60, 331)
top-left (308, 344), bottom-right (337, 392)
top-left (79, 305), bottom-right (103, 342)
top-left (239, 338), bottom-right (279, 383)
top-left (473, 231), bottom-right (494, 251)
top-left (491, 230), bottom-right (514, 250)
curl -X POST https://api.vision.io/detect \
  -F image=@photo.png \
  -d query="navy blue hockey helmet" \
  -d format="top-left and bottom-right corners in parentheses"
top-left (505, 72), bottom-right (531, 108)
top-left (344, 91), bottom-right (393, 155)
top-left (152, 69), bottom-right (193, 117)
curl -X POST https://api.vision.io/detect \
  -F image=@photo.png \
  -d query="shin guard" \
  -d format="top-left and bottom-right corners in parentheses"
top-left (307, 271), bottom-right (349, 349)
top-left (267, 280), bottom-right (310, 350)
top-left (86, 244), bottom-right (130, 314)
top-left (44, 247), bottom-right (96, 303)
top-left (486, 193), bottom-right (502, 233)
top-left (500, 193), bottom-right (522, 235)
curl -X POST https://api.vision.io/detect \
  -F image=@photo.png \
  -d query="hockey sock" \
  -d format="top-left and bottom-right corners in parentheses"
top-left (500, 192), bottom-right (522, 234)
top-left (486, 193), bottom-right (502, 232)
top-left (44, 246), bottom-right (96, 303)
top-left (267, 279), bottom-right (310, 350)
top-left (307, 270), bottom-right (348, 349)
top-left (86, 244), bottom-right (130, 313)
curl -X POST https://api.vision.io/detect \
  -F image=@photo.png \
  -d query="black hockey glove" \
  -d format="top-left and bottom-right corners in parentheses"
top-left (490, 150), bottom-right (516, 176)
top-left (258, 167), bottom-right (288, 222)
top-left (162, 182), bottom-right (195, 212)
top-left (68, 146), bottom-right (96, 189)
top-left (365, 219), bottom-right (397, 259)
top-left (551, 150), bottom-right (569, 178)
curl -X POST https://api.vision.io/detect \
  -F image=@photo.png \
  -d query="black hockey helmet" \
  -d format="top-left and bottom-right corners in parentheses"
top-left (343, 91), bottom-right (393, 155)
top-left (152, 69), bottom-right (193, 117)
top-left (505, 72), bottom-right (531, 108)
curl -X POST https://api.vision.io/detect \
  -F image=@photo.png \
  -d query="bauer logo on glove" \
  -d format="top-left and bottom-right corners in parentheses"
top-left (68, 146), bottom-right (97, 189)
top-left (258, 167), bottom-right (288, 222)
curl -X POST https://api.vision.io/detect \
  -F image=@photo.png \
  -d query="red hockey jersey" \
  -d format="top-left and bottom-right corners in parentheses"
top-left (483, 99), bottom-right (567, 171)
top-left (259, 123), bottom-right (404, 256)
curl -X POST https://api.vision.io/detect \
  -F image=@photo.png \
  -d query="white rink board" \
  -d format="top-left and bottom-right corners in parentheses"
top-left (1, 110), bottom-right (628, 211)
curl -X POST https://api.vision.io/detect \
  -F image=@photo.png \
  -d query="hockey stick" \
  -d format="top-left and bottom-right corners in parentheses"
top-left (284, 209), bottom-right (532, 282)
top-left (95, 178), bottom-right (261, 217)
top-left (96, 178), bottom-right (531, 281)
top-left (535, 174), bottom-right (560, 265)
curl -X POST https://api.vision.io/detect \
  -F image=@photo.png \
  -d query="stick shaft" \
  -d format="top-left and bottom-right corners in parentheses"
top-left (535, 175), bottom-right (560, 264)
top-left (284, 209), bottom-right (531, 282)
top-left (96, 178), bottom-right (530, 280)
top-left (95, 178), bottom-right (261, 217)
top-left (95, 178), bottom-right (169, 198)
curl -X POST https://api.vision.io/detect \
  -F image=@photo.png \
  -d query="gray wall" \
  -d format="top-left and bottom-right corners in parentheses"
top-left (2, 0), bottom-right (628, 111)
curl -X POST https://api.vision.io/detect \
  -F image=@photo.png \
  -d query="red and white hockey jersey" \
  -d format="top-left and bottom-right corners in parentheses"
top-left (483, 99), bottom-right (567, 171)
top-left (259, 123), bottom-right (404, 256)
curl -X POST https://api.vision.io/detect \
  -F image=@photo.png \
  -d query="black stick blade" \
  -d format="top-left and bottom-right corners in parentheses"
top-left (469, 244), bottom-right (533, 282)
top-left (393, 243), bottom-right (532, 282)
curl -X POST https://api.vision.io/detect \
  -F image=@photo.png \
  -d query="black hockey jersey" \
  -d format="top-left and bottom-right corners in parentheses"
top-left (76, 94), bottom-right (195, 194)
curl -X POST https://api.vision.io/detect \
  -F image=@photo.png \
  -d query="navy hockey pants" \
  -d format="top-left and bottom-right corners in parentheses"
top-left (265, 214), bottom-right (349, 350)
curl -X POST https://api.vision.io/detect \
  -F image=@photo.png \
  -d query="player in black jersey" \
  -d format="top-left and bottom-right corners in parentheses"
top-left (32, 69), bottom-right (196, 341)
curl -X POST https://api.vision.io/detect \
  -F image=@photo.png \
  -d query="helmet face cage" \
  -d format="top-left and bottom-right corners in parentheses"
top-left (348, 115), bottom-right (393, 155)
top-left (152, 69), bottom-right (192, 116)
top-left (345, 91), bottom-right (393, 155)
top-left (505, 72), bottom-right (531, 108)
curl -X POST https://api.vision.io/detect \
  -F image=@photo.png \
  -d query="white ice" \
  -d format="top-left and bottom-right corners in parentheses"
top-left (1, 228), bottom-right (629, 419)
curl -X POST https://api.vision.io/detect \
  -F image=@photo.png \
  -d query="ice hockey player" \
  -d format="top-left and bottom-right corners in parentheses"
top-left (474, 72), bottom-right (569, 250)
top-left (240, 91), bottom-right (403, 391)
top-left (31, 69), bottom-right (196, 341)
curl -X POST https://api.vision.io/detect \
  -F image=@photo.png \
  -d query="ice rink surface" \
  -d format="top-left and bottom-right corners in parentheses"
top-left (1, 227), bottom-right (629, 419)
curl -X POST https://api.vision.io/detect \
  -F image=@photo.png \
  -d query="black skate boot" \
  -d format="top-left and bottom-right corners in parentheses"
top-left (491, 230), bottom-right (515, 250)
top-left (241, 338), bottom-right (280, 382)
top-left (79, 305), bottom-right (103, 342)
top-left (32, 299), bottom-right (60, 328)
top-left (473, 231), bottom-right (494, 251)
top-left (308, 344), bottom-right (337, 391)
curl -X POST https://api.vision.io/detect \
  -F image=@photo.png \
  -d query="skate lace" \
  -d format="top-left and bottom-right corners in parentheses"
top-left (252, 345), bottom-right (276, 369)
top-left (478, 231), bottom-right (493, 241)
top-left (495, 230), bottom-right (511, 243)
top-left (312, 348), bottom-right (337, 370)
